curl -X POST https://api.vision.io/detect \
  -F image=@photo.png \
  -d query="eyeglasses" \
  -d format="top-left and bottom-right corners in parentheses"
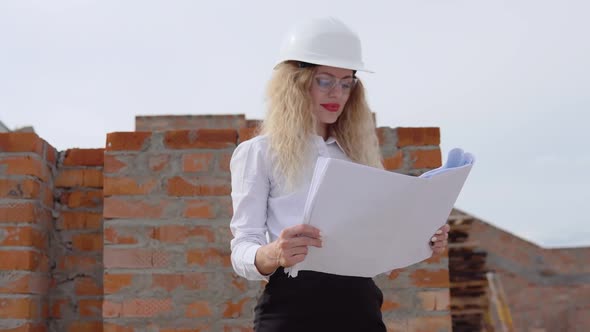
top-left (314, 74), bottom-right (357, 94)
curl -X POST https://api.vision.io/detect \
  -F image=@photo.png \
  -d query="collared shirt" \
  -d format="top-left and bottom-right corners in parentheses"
top-left (229, 134), bottom-right (351, 280)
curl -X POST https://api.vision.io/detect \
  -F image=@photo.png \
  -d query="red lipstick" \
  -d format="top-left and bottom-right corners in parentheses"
top-left (321, 103), bottom-right (340, 112)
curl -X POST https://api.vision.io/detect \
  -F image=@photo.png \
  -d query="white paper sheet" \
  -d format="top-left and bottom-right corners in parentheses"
top-left (286, 157), bottom-right (473, 278)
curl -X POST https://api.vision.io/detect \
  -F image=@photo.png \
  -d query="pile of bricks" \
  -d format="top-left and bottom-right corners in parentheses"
top-left (447, 211), bottom-right (491, 331)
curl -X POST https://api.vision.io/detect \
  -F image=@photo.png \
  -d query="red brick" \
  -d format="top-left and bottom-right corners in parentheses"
top-left (39, 254), bottom-right (49, 272)
top-left (407, 316), bottom-right (452, 331)
top-left (67, 321), bottom-right (102, 332)
top-left (417, 290), bottom-right (450, 311)
top-left (185, 301), bottom-right (212, 318)
top-left (396, 127), bottom-right (440, 147)
top-left (50, 298), bottom-right (67, 318)
top-left (0, 132), bottom-right (43, 154)
top-left (56, 255), bottom-right (99, 272)
top-left (383, 150), bottom-right (403, 170)
top-left (183, 199), bottom-right (215, 219)
top-left (121, 298), bottom-right (173, 317)
top-left (104, 154), bottom-right (128, 173)
top-left (152, 273), bottom-right (208, 292)
top-left (187, 248), bottom-right (231, 267)
top-left (103, 274), bottom-right (134, 294)
top-left (383, 318), bottom-right (407, 332)
top-left (151, 274), bottom-right (184, 292)
top-left (0, 273), bottom-right (45, 294)
top-left (153, 225), bottom-right (214, 243)
top-left (60, 190), bottom-right (103, 208)
top-left (246, 119), bottom-right (261, 128)
top-left (78, 299), bottom-right (102, 317)
top-left (102, 300), bottom-right (122, 318)
top-left (0, 250), bottom-right (41, 271)
top-left (148, 154), bottom-right (170, 172)
top-left (0, 202), bottom-right (37, 223)
top-left (231, 274), bottom-right (248, 292)
top-left (103, 322), bottom-right (134, 332)
top-left (104, 248), bottom-right (169, 269)
top-left (106, 132), bottom-right (152, 151)
top-left (71, 233), bottom-right (103, 252)
top-left (46, 146), bottom-right (57, 166)
top-left (55, 169), bottom-right (103, 188)
top-left (167, 176), bottom-right (231, 196)
top-left (0, 178), bottom-right (40, 199)
top-left (0, 226), bottom-right (45, 248)
top-left (137, 114), bottom-right (245, 132)
top-left (41, 184), bottom-right (53, 208)
top-left (58, 211), bottom-right (102, 230)
top-left (238, 128), bottom-right (257, 143)
top-left (0, 273), bottom-right (29, 294)
top-left (381, 299), bottom-right (401, 312)
top-left (183, 152), bottom-right (214, 172)
top-left (164, 129), bottom-right (237, 149)
top-left (103, 176), bottom-right (158, 195)
top-left (0, 156), bottom-right (48, 181)
top-left (40, 299), bottom-right (48, 319)
top-left (0, 297), bottom-right (38, 319)
top-left (74, 276), bottom-right (102, 296)
top-left (104, 197), bottom-right (168, 219)
top-left (103, 226), bottom-right (146, 245)
top-left (223, 298), bottom-right (249, 318)
top-left (409, 149), bottom-right (442, 169)
top-left (410, 269), bottom-right (450, 288)
top-left (0, 323), bottom-right (46, 332)
top-left (388, 269), bottom-right (401, 280)
top-left (62, 148), bottom-right (104, 166)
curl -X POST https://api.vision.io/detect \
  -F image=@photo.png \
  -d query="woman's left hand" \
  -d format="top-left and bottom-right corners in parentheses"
top-left (430, 224), bottom-right (450, 255)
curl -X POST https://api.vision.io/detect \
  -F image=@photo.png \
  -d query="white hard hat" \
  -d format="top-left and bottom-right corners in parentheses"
top-left (275, 17), bottom-right (373, 73)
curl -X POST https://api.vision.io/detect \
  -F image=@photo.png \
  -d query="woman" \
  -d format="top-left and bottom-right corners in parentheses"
top-left (229, 17), bottom-right (450, 331)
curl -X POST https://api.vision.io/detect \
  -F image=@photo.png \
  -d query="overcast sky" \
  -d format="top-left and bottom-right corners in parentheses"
top-left (2, 0), bottom-right (588, 248)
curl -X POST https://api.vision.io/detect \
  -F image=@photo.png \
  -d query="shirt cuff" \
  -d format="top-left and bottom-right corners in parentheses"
top-left (244, 244), bottom-right (276, 281)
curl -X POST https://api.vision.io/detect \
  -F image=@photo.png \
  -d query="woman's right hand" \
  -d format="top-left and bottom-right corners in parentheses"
top-left (255, 224), bottom-right (323, 275)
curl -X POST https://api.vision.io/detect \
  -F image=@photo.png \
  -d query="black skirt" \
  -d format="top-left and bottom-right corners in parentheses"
top-left (254, 267), bottom-right (386, 332)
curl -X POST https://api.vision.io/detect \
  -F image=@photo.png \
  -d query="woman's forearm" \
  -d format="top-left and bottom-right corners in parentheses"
top-left (255, 242), bottom-right (280, 276)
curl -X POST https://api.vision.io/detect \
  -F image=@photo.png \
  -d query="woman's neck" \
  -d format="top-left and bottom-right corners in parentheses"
top-left (315, 122), bottom-right (329, 140)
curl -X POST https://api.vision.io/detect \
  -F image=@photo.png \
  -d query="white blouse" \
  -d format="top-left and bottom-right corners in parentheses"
top-left (229, 134), bottom-right (351, 280)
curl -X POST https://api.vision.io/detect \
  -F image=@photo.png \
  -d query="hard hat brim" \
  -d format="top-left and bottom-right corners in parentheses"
top-left (274, 59), bottom-right (374, 74)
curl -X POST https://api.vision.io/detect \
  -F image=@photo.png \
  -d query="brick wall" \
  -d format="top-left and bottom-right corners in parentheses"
top-left (135, 115), bottom-right (255, 132)
top-left (0, 118), bottom-right (452, 332)
top-left (0, 133), bottom-right (55, 332)
top-left (51, 148), bottom-right (105, 332)
top-left (377, 127), bottom-right (442, 173)
top-left (451, 213), bottom-right (590, 332)
top-left (102, 129), bottom-right (254, 331)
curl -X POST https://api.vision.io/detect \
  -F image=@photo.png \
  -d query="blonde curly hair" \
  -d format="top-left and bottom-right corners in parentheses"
top-left (260, 61), bottom-right (383, 191)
